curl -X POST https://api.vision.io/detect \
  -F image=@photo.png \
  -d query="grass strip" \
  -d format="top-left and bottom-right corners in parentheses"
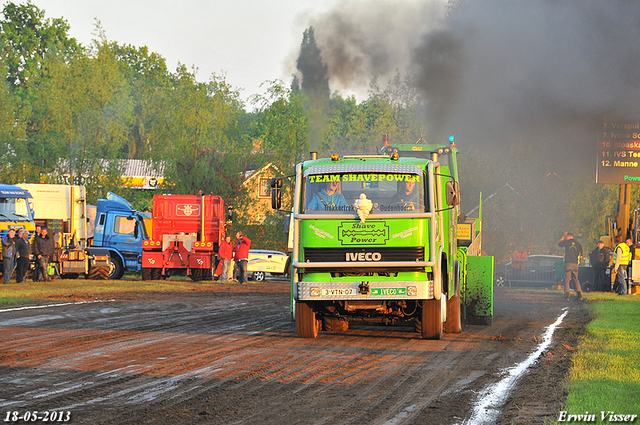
top-left (559, 292), bottom-right (640, 422)
top-left (0, 279), bottom-right (226, 307)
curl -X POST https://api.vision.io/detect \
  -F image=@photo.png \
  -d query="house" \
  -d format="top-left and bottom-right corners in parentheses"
top-left (240, 162), bottom-right (281, 225)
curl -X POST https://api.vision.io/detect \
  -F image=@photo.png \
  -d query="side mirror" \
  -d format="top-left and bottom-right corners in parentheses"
top-left (226, 205), bottom-right (234, 225)
top-left (446, 180), bottom-right (461, 206)
top-left (270, 178), bottom-right (283, 210)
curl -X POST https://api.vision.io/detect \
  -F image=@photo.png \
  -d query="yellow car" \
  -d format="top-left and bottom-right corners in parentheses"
top-left (247, 249), bottom-right (291, 281)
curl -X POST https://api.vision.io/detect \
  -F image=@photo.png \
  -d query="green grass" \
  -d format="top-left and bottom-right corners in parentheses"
top-left (559, 292), bottom-right (640, 422)
top-left (0, 278), bottom-right (227, 307)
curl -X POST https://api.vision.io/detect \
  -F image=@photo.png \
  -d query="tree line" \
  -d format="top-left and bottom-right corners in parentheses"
top-left (0, 2), bottom-right (622, 259)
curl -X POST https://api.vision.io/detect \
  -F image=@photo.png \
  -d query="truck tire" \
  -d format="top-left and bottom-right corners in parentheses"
top-left (444, 261), bottom-right (462, 334)
top-left (87, 265), bottom-right (109, 280)
top-left (444, 295), bottom-right (462, 333)
top-left (296, 301), bottom-right (320, 338)
top-left (421, 299), bottom-right (443, 339)
top-left (141, 268), bottom-right (152, 281)
top-left (322, 316), bottom-right (348, 332)
top-left (189, 269), bottom-right (202, 282)
top-left (108, 255), bottom-right (125, 280)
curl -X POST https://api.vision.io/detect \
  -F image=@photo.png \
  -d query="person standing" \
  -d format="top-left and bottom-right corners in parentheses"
top-left (613, 236), bottom-right (633, 296)
top-left (219, 235), bottom-right (234, 282)
top-left (590, 240), bottom-right (611, 292)
top-left (233, 231), bottom-right (251, 284)
top-left (33, 227), bottom-right (54, 282)
top-left (15, 230), bottom-right (31, 283)
top-left (558, 232), bottom-right (583, 301)
top-left (2, 229), bottom-right (16, 284)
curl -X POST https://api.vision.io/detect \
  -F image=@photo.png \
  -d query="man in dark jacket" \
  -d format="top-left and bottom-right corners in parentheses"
top-left (15, 230), bottom-right (31, 283)
top-left (559, 232), bottom-right (583, 301)
top-left (2, 229), bottom-right (16, 284)
top-left (33, 227), bottom-right (54, 282)
top-left (590, 240), bottom-right (610, 292)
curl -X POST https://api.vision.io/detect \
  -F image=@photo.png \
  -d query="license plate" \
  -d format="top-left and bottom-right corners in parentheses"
top-left (371, 287), bottom-right (406, 296)
top-left (321, 288), bottom-right (355, 296)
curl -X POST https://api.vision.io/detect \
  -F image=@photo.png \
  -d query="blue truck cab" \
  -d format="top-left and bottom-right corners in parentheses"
top-left (93, 192), bottom-right (148, 279)
top-left (0, 184), bottom-right (35, 276)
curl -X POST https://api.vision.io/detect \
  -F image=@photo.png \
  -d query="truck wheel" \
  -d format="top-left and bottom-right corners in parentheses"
top-left (190, 269), bottom-right (202, 282)
top-left (253, 271), bottom-right (265, 282)
top-left (152, 269), bottom-right (162, 280)
top-left (421, 299), bottom-right (442, 339)
top-left (108, 255), bottom-right (125, 280)
top-left (322, 316), bottom-right (348, 332)
top-left (87, 266), bottom-right (109, 280)
top-left (141, 268), bottom-right (152, 281)
top-left (444, 295), bottom-right (462, 333)
top-left (296, 301), bottom-right (319, 338)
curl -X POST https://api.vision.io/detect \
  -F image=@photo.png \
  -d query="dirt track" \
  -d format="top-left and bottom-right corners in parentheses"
top-left (0, 282), bottom-right (589, 424)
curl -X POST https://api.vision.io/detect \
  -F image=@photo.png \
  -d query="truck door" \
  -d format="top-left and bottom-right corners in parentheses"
top-left (104, 213), bottom-right (144, 257)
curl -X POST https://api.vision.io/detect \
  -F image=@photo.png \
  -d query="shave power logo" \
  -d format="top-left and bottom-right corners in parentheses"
top-left (338, 221), bottom-right (389, 245)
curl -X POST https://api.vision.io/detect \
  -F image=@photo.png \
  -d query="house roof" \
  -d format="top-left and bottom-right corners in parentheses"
top-left (242, 163), bottom-right (280, 185)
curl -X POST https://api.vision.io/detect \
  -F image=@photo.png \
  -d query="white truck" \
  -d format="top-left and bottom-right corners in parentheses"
top-left (17, 183), bottom-right (111, 279)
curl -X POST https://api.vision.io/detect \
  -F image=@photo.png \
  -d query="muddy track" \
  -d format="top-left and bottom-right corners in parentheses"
top-left (0, 284), bottom-right (589, 424)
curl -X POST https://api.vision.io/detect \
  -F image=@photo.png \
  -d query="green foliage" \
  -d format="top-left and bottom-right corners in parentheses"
top-left (0, 1), bottom-right (81, 88)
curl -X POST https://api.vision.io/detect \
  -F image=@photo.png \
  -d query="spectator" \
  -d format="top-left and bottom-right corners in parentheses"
top-left (15, 230), bottom-right (31, 283)
top-left (613, 236), bottom-right (632, 296)
top-left (219, 235), bottom-right (234, 282)
top-left (558, 232), bottom-right (583, 301)
top-left (589, 241), bottom-right (610, 291)
top-left (33, 227), bottom-right (54, 282)
top-left (510, 246), bottom-right (529, 278)
top-left (233, 232), bottom-right (251, 284)
top-left (2, 229), bottom-right (16, 284)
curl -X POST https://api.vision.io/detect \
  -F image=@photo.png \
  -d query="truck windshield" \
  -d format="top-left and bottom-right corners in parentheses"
top-left (303, 172), bottom-right (426, 213)
top-left (0, 197), bottom-right (33, 221)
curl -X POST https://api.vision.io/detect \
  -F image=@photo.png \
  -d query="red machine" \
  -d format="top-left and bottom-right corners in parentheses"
top-left (141, 194), bottom-right (227, 281)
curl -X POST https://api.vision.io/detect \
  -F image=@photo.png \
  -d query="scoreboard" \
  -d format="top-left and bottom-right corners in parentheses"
top-left (597, 121), bottom-right (640, 184)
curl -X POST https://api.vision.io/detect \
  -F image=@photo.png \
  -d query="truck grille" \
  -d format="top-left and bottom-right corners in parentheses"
top-left (303, 247), bottom-right (425, 273)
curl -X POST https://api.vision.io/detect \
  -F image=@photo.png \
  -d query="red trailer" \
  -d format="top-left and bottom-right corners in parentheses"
top-left (141, 194), bottom-right (228, 281)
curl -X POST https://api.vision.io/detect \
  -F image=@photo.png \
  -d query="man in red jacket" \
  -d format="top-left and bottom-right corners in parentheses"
top-left (233, 231), bottom-right (251, 284)
top-left (219, 235), bottom-right (234, 281)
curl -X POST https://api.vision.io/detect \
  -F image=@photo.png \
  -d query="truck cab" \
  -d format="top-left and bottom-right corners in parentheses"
top-left (94, 192), bottom-right (149, 279)
top-left (0, 184), bottom-right (35, 275)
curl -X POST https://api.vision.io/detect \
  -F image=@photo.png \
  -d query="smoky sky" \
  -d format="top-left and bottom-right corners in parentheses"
top-left (303, 0), bottom-right (640, 171)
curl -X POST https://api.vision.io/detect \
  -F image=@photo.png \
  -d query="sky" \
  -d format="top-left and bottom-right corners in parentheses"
top-left (28, 0), bottom-right (343, 104)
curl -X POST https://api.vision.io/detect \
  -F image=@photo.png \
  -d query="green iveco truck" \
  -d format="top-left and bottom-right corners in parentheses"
top-left (271, 136), bottom-right (493, 339)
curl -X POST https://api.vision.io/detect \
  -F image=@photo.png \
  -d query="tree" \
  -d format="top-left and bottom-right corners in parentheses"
top-left (0, 1), bottom-right (81, 89)
top-left (296, 27), bottom-right (330, 100)
top-left (250, 80), bottom-right (308, 170)
top-left (148, 66), bottom-right (248, 201)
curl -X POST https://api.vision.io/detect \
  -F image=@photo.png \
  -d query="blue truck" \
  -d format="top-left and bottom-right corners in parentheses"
top-left (93, 192), bottom-right (149, 279)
